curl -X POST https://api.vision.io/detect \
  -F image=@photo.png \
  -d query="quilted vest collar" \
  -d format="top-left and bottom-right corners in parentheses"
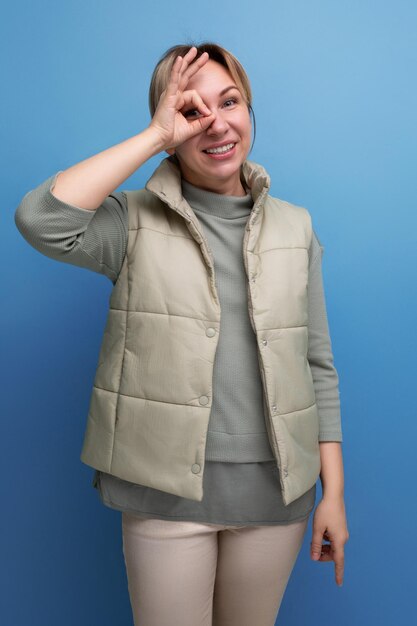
top-left (145, 155), bottom-right (271, 226)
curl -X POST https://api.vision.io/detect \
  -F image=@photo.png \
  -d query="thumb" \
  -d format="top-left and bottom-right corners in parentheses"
top-left (310, 531), bottom-right (324, 561)
top-left (188, 112), bottom-right (216, 137)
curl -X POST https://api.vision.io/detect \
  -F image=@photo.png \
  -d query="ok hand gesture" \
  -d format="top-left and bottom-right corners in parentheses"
top-left (149, 46), bottom-right (215, 151)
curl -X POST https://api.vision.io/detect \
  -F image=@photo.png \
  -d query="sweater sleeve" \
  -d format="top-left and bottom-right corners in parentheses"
top-left (14, 171), bottom-right (128, 284)
top-left (308, 230), bottom-right (343, 442)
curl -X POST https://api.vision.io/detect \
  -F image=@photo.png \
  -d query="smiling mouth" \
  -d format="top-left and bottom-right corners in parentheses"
top-left (203, 142), bottom-right (236, 155)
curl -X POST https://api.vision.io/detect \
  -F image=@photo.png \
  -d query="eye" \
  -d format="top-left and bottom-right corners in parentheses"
top-left (183, 97), bottom-right (238, 118)
top-left (183, 108), bottom-right (201, 118)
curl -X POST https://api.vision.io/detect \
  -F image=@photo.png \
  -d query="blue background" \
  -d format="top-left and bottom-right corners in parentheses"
top-left (2, 1), bottom-right (416, 624)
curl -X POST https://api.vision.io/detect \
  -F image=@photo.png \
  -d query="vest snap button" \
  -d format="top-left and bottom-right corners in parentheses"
top-left (283, 468), bottom-right (288, 477)
top-left (199, 395), bottom-right (209, 405)
top-left (206, 327), bottom-right (216, 337)
top-left (262, 339), bottom-right (267, 346)
top-left (191, 463), bottom-right (201, 474)
top-left (272, 404), bottom-right (277, 412)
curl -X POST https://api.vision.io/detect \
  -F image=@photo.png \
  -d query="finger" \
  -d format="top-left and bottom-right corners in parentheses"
top-left (186, 112), bottom-right (216, 137)
top-left (181, 89), bottom-right (212, 117)
top-left (335, 565), bottom-right (344, 586)
top-left (333, 547), bottom-right (345, 586)
top-left (317, 544), bottom-right (333, 561)
top-left (166, 48), bottom-right (201, 100)
top-left (181, 45), bottom-right (199, 63)
top-left (310, 531), bottom-right (326, 560)
top-left (165, 55), bottom-right (184, 98)
top-left (178, 51), bottom-right (209, 91)
top-left (176, 46), bottom-right (199, 83)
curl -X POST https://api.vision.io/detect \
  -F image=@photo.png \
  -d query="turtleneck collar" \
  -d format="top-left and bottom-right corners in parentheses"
top-left (145, 155), bottom-right (271, 216)
top-left (181, 178), bottom-right (253, 220)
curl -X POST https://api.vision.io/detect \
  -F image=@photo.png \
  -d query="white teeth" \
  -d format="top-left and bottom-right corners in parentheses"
top-left (205, 143), bottom-right (235, 154)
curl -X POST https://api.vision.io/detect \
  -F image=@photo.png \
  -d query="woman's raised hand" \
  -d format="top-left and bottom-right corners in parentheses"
top-left (148, 47), bottom-right (215, 151)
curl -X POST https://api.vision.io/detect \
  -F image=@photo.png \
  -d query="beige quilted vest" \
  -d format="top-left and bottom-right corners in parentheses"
top-left (80, 156), bottom-right (321, 506)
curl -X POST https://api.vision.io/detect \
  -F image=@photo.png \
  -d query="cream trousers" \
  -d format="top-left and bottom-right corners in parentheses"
top-left (121, 511), bottom-right (309, 626)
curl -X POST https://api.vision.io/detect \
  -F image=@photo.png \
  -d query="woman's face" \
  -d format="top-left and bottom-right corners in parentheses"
top-left (167, 60), bottom-right (252, 196)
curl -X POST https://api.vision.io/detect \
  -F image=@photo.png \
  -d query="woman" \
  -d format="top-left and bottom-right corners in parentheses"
top-left (15, 42), bottom-right (349, 626)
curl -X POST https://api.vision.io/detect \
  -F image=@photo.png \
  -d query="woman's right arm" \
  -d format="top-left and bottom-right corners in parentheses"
top-left (14, 127), bottom-right (167, 284)
top-left (50, 127), bottom-right (166, 210)
top-left (14, 172), bottom-right (130, 283)
top-left (14, 126), bottom-right (174, 283)
top-left (43, 46), bottom-right (215, 211)
top-left (13, 126), bottom-right (166, 284)
top-left (14, 47), bottom-right (215, 280)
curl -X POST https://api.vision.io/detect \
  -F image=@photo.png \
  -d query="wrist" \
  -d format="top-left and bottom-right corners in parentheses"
top-left (321, 490), bottom-right (345, 502)
top-left (144, 124), bottom-right (169, 155)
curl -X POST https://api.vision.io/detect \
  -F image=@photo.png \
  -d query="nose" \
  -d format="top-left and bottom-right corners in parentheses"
top-left (206, 110), bottom-right (229, 136)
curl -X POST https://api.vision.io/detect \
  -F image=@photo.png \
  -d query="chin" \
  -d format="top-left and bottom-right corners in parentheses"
top-left (179, 150), bottom-right (248, 187)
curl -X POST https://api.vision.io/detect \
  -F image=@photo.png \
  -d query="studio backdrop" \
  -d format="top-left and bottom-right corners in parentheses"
top-left (2, 1), bottom-right (416, 625)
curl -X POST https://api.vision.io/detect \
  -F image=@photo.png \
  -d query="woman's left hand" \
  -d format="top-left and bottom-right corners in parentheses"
top-left (310, 495), bottom-right (349, 587)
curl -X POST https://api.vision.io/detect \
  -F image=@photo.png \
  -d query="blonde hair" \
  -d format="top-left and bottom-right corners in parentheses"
top-left (148, 41), bottom-right (256, 150)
